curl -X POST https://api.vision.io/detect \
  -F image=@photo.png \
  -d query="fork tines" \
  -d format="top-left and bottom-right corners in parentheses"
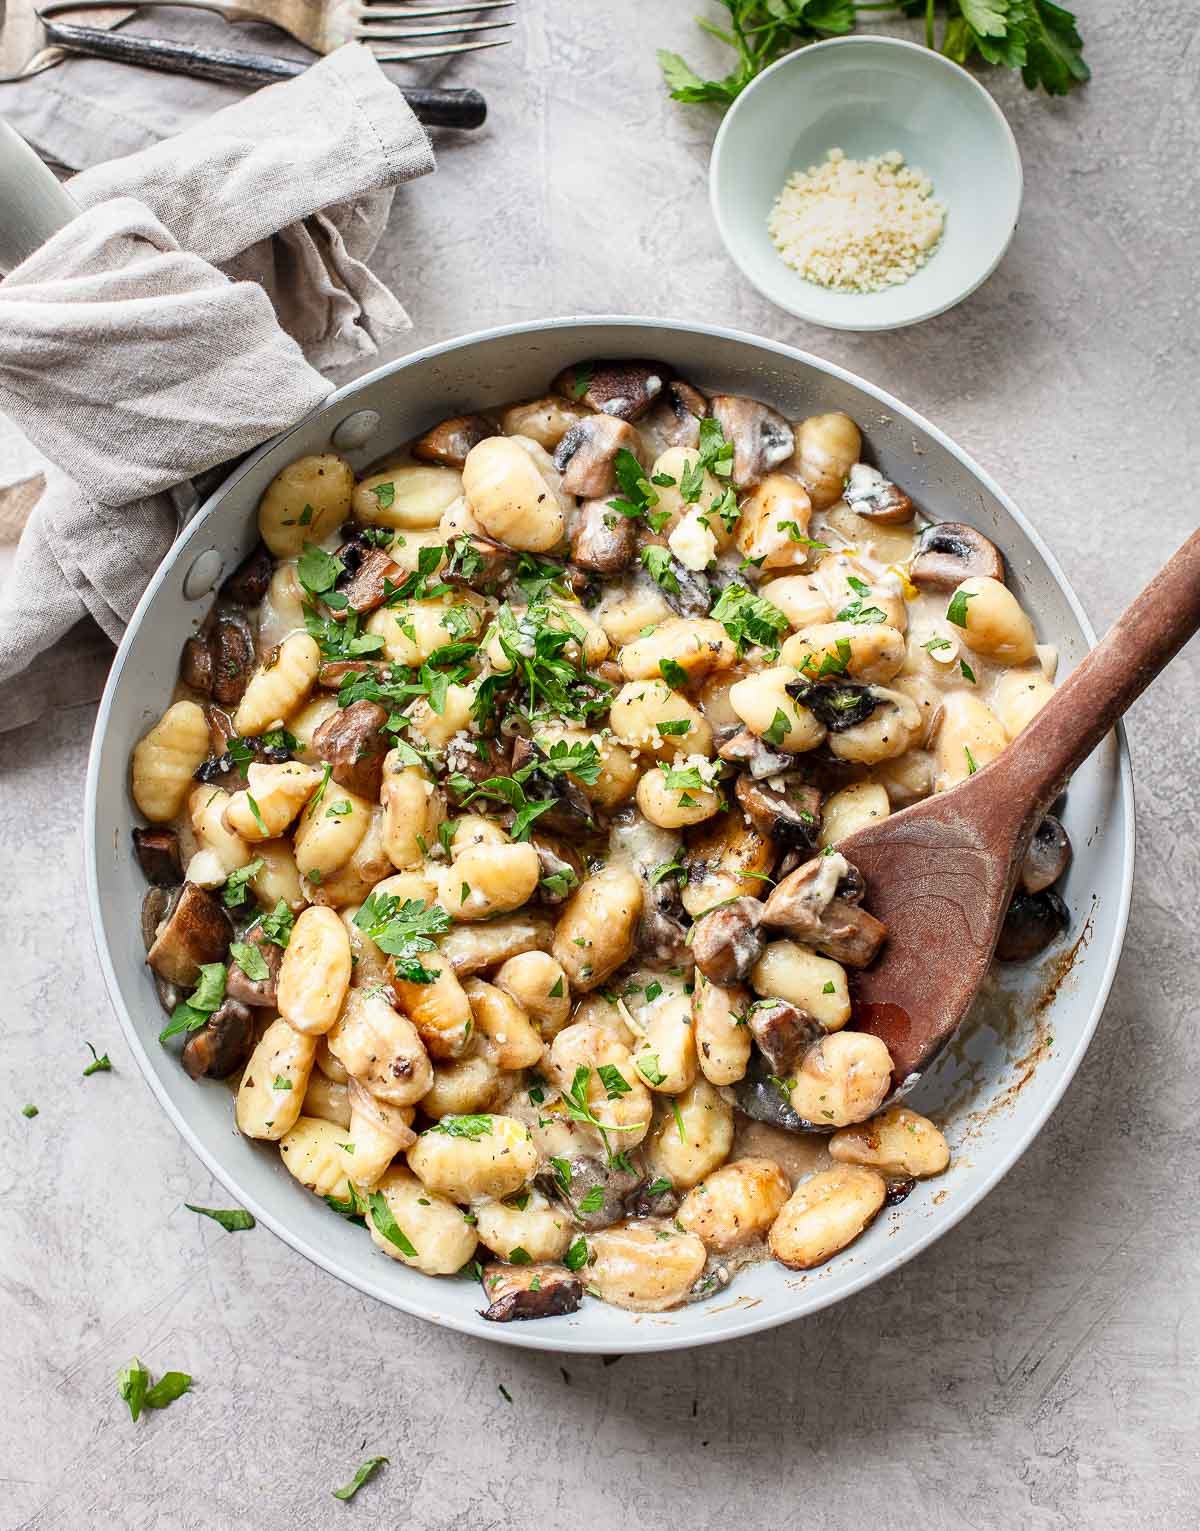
top-left (355, 0), bottom-right (515, 59)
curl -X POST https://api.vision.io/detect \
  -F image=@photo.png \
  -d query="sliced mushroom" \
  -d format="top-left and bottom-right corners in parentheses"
top-left (479, 1262), bottom-right (583, 1322)
top-left (333, 545), bottom-right (402, 617)
top-left (145, 882), bottom-right (233, 987)
top-left (181, 997), bottom-right (256, 1080)
top-left (180, 634), bottom-right (214, 694)
top-left (910, 521), bottom-right (1005, 592)
top-left (995, 889), bottom-right (1069, 962)
top-left (220, 542), bottom-right (273, 606)
top-left (570, 498), bottom-right (638, 575)
top-left (312, 699), bottom-right (389, 799)
top-left (554, 359), bottom-right (667, 421)
top-left (734, 1054), bottom-right (809, 1133)
top-left (508, 738), bottom-right (597, 834)
top-left (316, 658), bottom-right (389, 690)
top-left (141, 885), bottom-right (174, 953)
top-left (734, 773), bottom-right (822, 850)
top-left (1020, 815), bottom-right (1072, 895)
top-left (786, 678), bottom-right (879, 732)
top-left (412, 413), bottom-right (496, 468)
top-left (709, 395), bottom-right (795, 490)
top-left (745, 997), bottom-right (820, 1074)
top-left (541, 1153), bottom-right (643, 1231)
top-left (718, 728), bottom-right (794, 780)
top-left (643, 378), bottom-right (709, 449)
top-left (210, 614), bottom-right (256, 708)
top-left (554, 415), bottom-right (645, 499)
top-left (843, 462), bottom-right (914, 525)
top-left (532, 835), bottom-right (584, 904)
top-left (132, 827), bottom-right (182, 886)
top-left (626, 1175), bottom-right (681, 1218)
top-left (444, 731), bottom-right (513, 788)
top-left (690, 896), bottom-right (766, 987)
top-left (445, 532), bottom-right (518, 593)
top-left (225, 923), bottom-right (282, 1007)
top-left (761, 852), bottom-right (886, 968)
top-left (657, 553), bottom-right (712, 619)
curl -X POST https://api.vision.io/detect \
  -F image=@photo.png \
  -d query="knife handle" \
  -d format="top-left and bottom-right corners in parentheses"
top-left (40, 22), bottom-right (488, 127)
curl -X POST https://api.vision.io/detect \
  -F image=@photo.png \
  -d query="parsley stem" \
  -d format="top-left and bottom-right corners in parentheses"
top-left (925, 0), bottom-right (935, 50)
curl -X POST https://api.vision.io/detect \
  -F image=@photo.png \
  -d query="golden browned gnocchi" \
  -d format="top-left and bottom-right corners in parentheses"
top-left (134, 362), bottom-right (1069, 1320)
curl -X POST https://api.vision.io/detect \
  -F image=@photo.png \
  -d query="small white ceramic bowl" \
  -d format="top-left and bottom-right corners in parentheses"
top-left (709, 35), bottom-right (1023, 331)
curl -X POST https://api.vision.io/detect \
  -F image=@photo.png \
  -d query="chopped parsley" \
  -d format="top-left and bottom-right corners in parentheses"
top-left (353, 894), bottom-right (452, 984)
top-left (946, 589), bottom-right (975, 628)
top-left (159, 963), bottom-right (227, 1044)
top-left (577, 1187), bottom-right (605, 1214)
top-left (641, 545), bottom-right (681, 595)
top-left (965, 745), bottom-right (979, 776)
top-left (564, 1235), bottom-right (589, 1271)
top-left (368, 1190), bottom-right (418, 1258)
top-left (185, 1204), bottom-right (255, 1232)
top-left (762, 708), bottom-right (793, 747)
top-left (428, 1114), bottom-right (493, 1140)
top-left (117, 1358), bottom-right (192, 1422)
top-left (221, 858), bottom-right (264, 908)
top-left (960, 659), bottom-right (977, 683)
top-left (258, 901), bottom-right (295, 948)
top-left (82, 1042), bottom-right (112, 1076)
top-left (709, 584), bottom-right (788, 654)
top-left (608, 448), bottom-right (670, 533)
top-left (637, 1054), bottom-right (668, 1086)
top-left (230, 940), bottom-right (269, 983)
top-left (333, 1456), bottom-right (388, 1502)
top-left (659, 657), bottom-right (689, 689)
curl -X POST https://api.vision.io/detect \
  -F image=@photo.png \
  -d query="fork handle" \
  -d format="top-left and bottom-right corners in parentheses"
top-left (40, 22), bottom-right (488, 127)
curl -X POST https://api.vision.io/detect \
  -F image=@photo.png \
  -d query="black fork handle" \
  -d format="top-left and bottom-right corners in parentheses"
top-left (40, 22), bottom-right (488, 127)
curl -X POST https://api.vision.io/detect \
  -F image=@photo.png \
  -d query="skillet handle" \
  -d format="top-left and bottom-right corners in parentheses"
top-left (39, 22), bottom-right (488, 127)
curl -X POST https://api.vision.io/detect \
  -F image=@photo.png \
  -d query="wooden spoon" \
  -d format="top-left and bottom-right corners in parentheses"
top-left (840, 528), bottom-right (1200, 1090)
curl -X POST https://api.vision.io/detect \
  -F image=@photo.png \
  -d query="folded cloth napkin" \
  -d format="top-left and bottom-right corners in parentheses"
top-left (0, 43), bottom-right (434, 734)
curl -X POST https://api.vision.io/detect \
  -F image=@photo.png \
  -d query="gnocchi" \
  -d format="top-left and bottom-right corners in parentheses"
top-left (133, 363), bottom-right (1070, 1320)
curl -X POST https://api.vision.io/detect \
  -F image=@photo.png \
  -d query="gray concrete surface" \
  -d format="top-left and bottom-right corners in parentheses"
top-left (3, 3), bottom-right (1198, 1527)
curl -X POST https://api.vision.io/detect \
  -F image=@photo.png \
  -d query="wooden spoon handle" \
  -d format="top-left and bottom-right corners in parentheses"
top-left (992, 528), bottom-right (1200, 821)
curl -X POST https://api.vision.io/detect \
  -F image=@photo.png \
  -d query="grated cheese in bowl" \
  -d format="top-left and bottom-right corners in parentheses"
top-left (767, 147), bottom-right (946, 294)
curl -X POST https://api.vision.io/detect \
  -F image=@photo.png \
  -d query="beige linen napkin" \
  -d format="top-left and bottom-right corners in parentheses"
top-left (0, 43), bottom-right (434, 733)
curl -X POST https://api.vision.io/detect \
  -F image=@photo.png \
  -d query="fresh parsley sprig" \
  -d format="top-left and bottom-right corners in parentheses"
top-left (353, 894), bottom-right (451, 984)
top-left (658, 1), bottom-right (1087, 107)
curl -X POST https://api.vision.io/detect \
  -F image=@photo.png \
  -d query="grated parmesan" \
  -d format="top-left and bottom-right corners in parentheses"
top-left (767, 147), bottom-right (946, 293)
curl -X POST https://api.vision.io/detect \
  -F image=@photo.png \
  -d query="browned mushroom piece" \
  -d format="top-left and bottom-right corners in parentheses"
top-left (412, 413), bottom-right (496, 468)
top-left (745, 997), bottom-right (820, 1074)
top-left (1020, 815), bottom-right (1072, 894)
top-left (553, 415), bottom-right (645, 499)
top-left (531, 835), bottom-right (584, 904)
top-left (553, 359), bottom-right (668, 421)
top-left (333, 545), bottom-right (402, 618)
top-left (718, 728), bottom-right (795, 780)
top-left (444, 731), bottom-right (513, 788)
top-left (627, 1174), bottom-right (682, 1218)
top-left (479, 1262), bottom-right (584, 1322)
top-left (734, 773), bottom-right (822, 850)
top-left (225, 923), bottom-right (282, 1007)
top-left (709, 394), bottom-right (796, 490)
top-left (221, 542), bottom-right (273, 606)
top-left (311, 699), bottom-right (389, 799)
top-left (760, 853), bottom-right (886, 969)
top-left (843, 463), bottom-right (914, 525)
top-left (509, 738), bottom-right (597, 834)
top-left (910, 521), bottom-right (1005, 592)
top-left (180, 634), bottom-right (214, 695)
top-left (132, 827), bottom-right (183, 886)
top-left (210, 614), bottom-right (256, 708)
top-left (995, 889), bottom-right (1070, 961)
top-left (540, 1153), bottom-right (643, 1230)
top-left (317, 658), bottom-right (389, 690)
top-left (181, 997), bottom-right (256, 1080)
top-left (651, 550), bottom-right (711, 619)
top-left (735, 1053), bottom-right (809, 1133)
top-left (145, 882), bottom-right (233, 987)
top-left (569, 498), bottom-right (639, 575)
top-left (445, 532), bottom-right (518, 592)
top-left (205, 705), bottom-right (238, 758)
top-left (643, 378), bottom-right (709, 449)
top-left (690, 896), bottom-right (767, 987)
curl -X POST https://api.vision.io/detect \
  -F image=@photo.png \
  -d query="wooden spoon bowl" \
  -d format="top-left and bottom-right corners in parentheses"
top-left (842, 529), bottom-right (1200, 1089)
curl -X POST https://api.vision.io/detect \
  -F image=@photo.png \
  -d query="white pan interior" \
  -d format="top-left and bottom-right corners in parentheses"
top-left (85, 317), bottom-right (1133, 1353)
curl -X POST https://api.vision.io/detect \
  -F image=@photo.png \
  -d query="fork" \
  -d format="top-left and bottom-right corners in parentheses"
top-left (37, 0), bottom-right (516, 57)
top-left (1, 2), bottom-right (511, 126)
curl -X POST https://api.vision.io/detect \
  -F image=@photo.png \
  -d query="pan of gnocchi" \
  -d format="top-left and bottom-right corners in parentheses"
top-left (87, 319), bottom-right (1132, 1350)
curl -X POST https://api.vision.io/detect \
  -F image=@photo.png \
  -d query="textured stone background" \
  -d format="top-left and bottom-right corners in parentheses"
top-left (3, 3), bottom-right (1198, 1527)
